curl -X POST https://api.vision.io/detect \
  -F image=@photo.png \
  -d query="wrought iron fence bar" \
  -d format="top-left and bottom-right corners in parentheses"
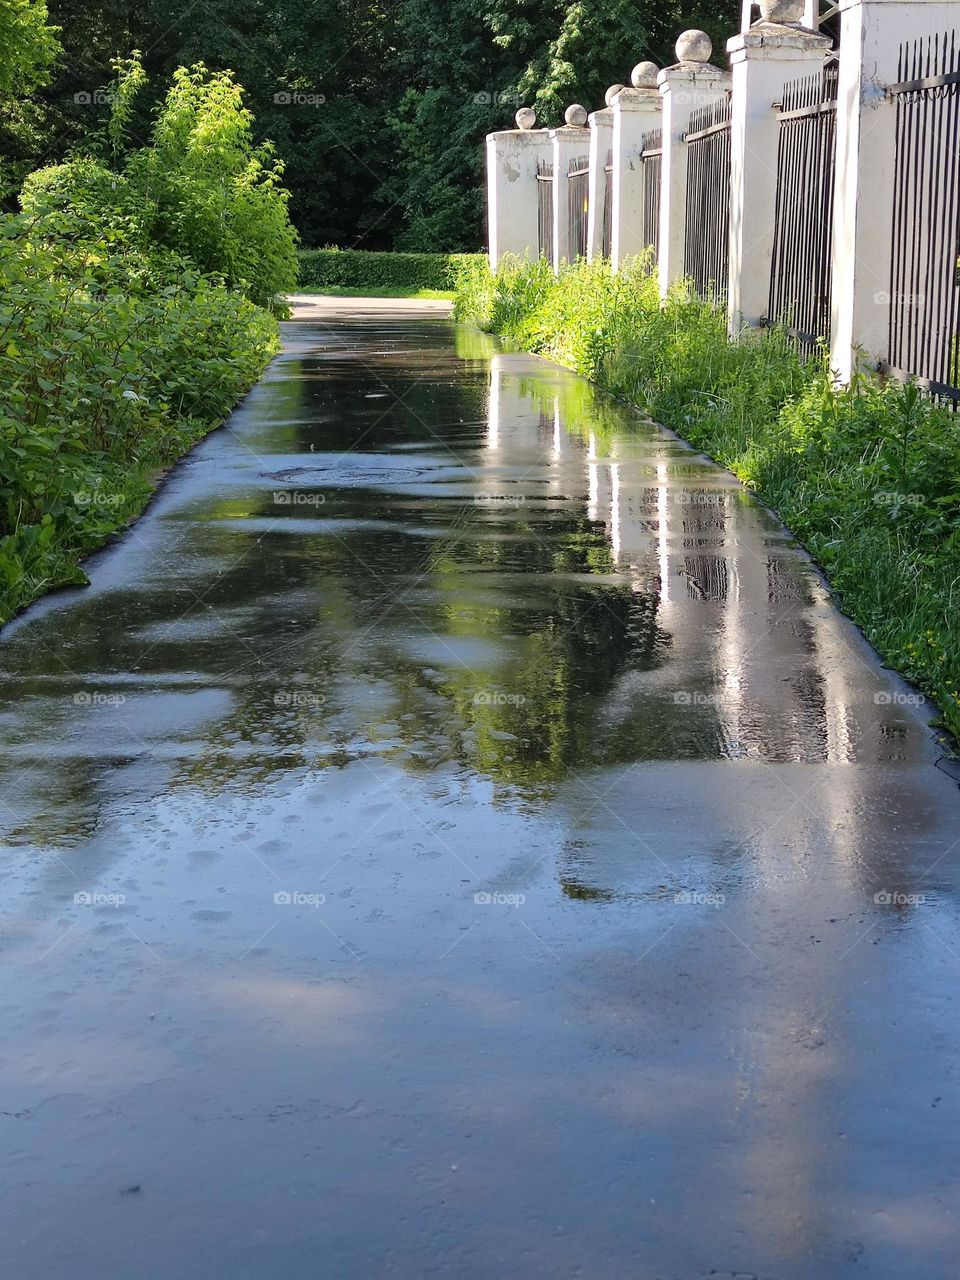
top-left (639, 147), bottom-right (662, 159)
top-left (886, 30), bottom-right (960, 400)
top-left (773, 99), bottom-right (838, 121)
top-left (878, 362), bottom-right (960, 400)
top-left (888, 68), bottom-right (960, 94)
top-left (682, 120), bottom-right (731, 143)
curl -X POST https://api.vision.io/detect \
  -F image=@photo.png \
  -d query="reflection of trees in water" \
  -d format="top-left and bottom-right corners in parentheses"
top-left (0, 332), bottom-right (677, 833)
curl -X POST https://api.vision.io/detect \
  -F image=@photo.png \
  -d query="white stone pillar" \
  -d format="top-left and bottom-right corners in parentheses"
top-left (586, 104), bottom-right (614, 261)
top-left (657, 32), bottom-right (732, 299)
top-left (610, 62), bottom-right (662, 270)
top-left (726, 11), bottom-right (831, 336)
top-left (485, 109), bottom-right (550, 270)
top-left (829, 0), bottom-right (960, 381)
top-left (551, 105), bottom-right (590, 270)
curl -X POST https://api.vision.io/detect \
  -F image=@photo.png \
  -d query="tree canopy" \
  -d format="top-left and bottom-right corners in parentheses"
top-left (5, 0), bottom-right (739, 249)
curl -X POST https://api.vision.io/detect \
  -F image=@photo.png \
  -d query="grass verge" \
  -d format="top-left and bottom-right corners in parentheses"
top-left (454, 254), bottom-right (960, 742)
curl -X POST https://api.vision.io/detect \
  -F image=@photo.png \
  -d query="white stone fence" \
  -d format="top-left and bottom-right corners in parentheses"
top-left (485, 0), bottom-right (960, 400)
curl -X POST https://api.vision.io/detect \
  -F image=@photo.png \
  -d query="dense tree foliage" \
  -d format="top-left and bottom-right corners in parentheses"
top-left (4, 0), bottom-right (739, 249)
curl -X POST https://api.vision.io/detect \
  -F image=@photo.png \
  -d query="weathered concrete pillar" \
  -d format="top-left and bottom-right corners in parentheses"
top-left (610, 62), bottom-right (662, 270)
top-left (551, 105), bottom-right (590, 270)
top-left (829, 0), bottom-right (959, 380)
top-left (485, 108), bottom-right (550, 270)
top-left (726, 8), bottom-right (831, 336)
top-left (586, 100), bottom-right (614, 262)
top-left (657, 32), bottom-right (731, 299)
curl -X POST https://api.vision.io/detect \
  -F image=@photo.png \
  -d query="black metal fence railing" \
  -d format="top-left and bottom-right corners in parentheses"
top-left (683, 97), bottom-right (732, 299)
top-left (568, 155), bottom-right (590, 261)
top-left (640, 127), bottom-right (662, 257)
top-left (537, 159), bottom-right (554, 264)
top-left (886, 31), bottom-right (960, 402)
top-left (602, 148), bottom-right (613, 258)
top-left (768, 64), bottom-right (839, 353)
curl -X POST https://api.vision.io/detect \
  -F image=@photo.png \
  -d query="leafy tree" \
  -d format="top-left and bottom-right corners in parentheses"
top-left (0, 0), bottom-right (59, 96)
top-left (5, 0), bottom-right (742, 247)
top-left (125, 61), bottom-right (298, 309)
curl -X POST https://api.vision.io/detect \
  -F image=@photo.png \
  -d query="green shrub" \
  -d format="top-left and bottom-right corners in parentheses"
top-left (125, 62), bottom-right (298, 314)
top-left (23, 57), bottom-right (299, 316)
top-left (456, 255), bottom-right (960, 741)
top-left (0, 206), bottom-right (279, 619)
top-left (298, 247), bottom-right (485, 293)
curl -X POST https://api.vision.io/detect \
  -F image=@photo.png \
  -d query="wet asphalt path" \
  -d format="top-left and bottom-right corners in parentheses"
top-left (1, 299), bottom-right (958, 1279)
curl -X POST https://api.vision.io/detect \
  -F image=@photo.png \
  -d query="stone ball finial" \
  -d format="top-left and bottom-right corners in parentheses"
top-left (564, 103), bottom-right (588, 127)
top-left (759, 0), bottom-right (805, 20)
top-left (604, 84), bottom-right (625, 106)
top-left (675, 29), bottom-right (713, 64)
top-left (631, 61), bottom-right (660, 89)
top-left (515, 106), bottom-right (536, 130)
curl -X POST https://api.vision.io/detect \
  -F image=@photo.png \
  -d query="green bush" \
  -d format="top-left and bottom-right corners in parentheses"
top-left (456, 254), bottom-right (960, 741)
top-left (22, 58), bottom-right (298, 316)
top-left (0, 206), bottom-right (279, 620)
top-left (297, 247), bottom-right (485, 293)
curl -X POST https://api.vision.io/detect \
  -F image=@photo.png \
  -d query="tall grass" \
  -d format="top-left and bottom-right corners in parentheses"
top-left (455, 255), bottom-right (960, 742)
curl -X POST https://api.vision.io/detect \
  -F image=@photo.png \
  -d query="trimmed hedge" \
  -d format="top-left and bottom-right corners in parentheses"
top-left (297, 247), bottom-right (485, 293)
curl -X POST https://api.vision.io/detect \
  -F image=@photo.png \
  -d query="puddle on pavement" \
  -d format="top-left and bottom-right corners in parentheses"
top-left (1, 316), bottom-right (958, 1280)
